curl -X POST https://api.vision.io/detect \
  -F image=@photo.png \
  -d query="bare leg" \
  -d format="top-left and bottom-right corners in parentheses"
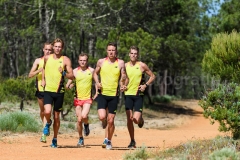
top-left (76, 106), bottom-right (83, 137)
top-left (98, 108), bottom-right (107, 124)
top-left (98, 108), bottom-right (108, 148)
top-left (38, 98), bottom-right (46, 127)
top-left (133, 111), bottom-right (142, 124)
top-left (104, 108), bottom-right (109, 138)
top-left (44, 104), bottom-right (52, 124)
top-left (53, 111), bottom-right (61, 138)
top-left (126, 110), bottom-right (134, 140)
top-left (81, 103), bottom-right (91, 124)
top-left (107, 113), bottom-right (115, 141)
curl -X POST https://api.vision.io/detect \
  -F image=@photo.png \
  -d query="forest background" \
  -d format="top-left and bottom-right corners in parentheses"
top-left (0, 0), bottom-right (237, 100)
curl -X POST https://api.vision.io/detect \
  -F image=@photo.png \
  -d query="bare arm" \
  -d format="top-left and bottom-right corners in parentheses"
top-left (93, 82), bottom-right (99, 100)
top-left (89, 67), bottom-right (98, 99)
top-left (28, 58), bottom-right (41, 78)
top-left (124, 63), bottom-right (129, 86)
top-left (93, 59), bottom-right (103, 89)
top-left (41, 55), bottom-right (50, 87)
top-left (65, 79), bottom-right (74, 89)
top-left (64, 56), bottom-right (74, 79)
top-left (119, 60), bottom-right (128, 92)
top-left (142, 63), bottom-right (155, 85)
top-left (138, 62), bottom-right (155, 92)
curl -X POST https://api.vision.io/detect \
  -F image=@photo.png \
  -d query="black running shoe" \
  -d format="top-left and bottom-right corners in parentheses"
top-left (84, 123), bottom-right (90, 136)
top-left (138, 118), bottom-right (144, 128)
top-left (128, 140), bottom-right (136, 148)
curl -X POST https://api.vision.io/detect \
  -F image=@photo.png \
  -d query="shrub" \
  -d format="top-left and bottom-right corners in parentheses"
top-left (209, 147), bottom-right (240, 160)
top-left (199, 82), bottom-right (240, 139)
top-left (152, 95), bottom-right (178, 103)
top-left (123, 146), bottom-right (149, 160)
top-left (0, 77), bottom-right (36, 102)
top-left (153, 136), bottom-right (238, 159)
top-left (0, 111), bottom-right (40, 132)
top-left (202, 30), bottom-right (240, 83)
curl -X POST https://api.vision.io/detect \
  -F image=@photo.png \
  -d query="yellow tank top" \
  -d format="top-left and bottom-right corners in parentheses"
top-left (36, 57), bottom-right (44, 92)
top-left (45, 54), bottom-right (65, 93)
top-left (125, 62), bottom-right (143, 95)
top-left (100, 58), bottom-right (120, 96)
top-left (75, 67), bottom-right (92, 100)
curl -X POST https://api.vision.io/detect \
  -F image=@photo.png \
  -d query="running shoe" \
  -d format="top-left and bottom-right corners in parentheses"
top-left (84, 123), bottom-right (90, 136)
top-left (77, 138), bottom-right (84, 147)
top-left (138, 117), bottom-right (144, 128)
top-left (106, 140), bottom-right (112, 150)
top-left (50, 138), bottom-right (57, 148)
top-left (43, 119), bottom-right (52, 136)
top-left (40, 134), bottom-right (46, 143)
top-left (128, 140), bottom-right (136, 148)
top-left (102, 138), bottom-right (108, 148)
top-left (102, 119), bottom-right (107, 129)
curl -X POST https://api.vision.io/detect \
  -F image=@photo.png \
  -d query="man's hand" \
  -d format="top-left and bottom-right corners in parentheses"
top-left (138, 84), bottom-right (147, 92)
top-left (96, 82), bottom-right (102, 89)
top-left (67, 83), bottom-right (74, 89)
top-left (93, 93), bottom-right (98, 100)
top-left (120, 85), bottom-right (127, 92)
top-left (38, 67), bottom-right (43, 73)
top-left (41, 80), bottom-right (46, 88)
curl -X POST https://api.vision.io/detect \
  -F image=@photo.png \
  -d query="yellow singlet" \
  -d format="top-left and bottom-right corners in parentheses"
top-left (100, 58), bottom-right (120, 96)
top-left (45, 54), bottom-right (65, 93)
top-left (125, 62), bottom-right (143, 95)
top-left (36, 57), bottom-right (44, 92)
top-left (75, 67), bottom-right (92, 100)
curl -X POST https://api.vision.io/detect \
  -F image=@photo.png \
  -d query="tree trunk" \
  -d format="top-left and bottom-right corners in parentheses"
top-left (44, 2), bottom-right (50, 41)
top-left (39, 0), bottom-right (43, 42)
top-left (69, 36), bottom-right (77, 67)
top-left (4, 2), bottom-right (16, 78)
top-left (0, 48), bottom-right (5, 77)
top-left (159, 69), bottom-right (168, 96)
top-left (25, 39), bottom-right (31, 73)
top-left (15, 39), bottom-right (19, 76)
top-left (79, 30), bottom-right (85, 53)
top-left (88, 33), bottom-right (96, 58)
top-left (117, 92), bottom-right (124, 112)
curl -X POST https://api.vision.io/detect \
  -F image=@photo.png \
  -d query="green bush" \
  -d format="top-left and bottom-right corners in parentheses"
top-left (0, 77), bottom-right (36, 102)
top-left (199, 82), bottom-right (240, 139)
top-left (209, 148), bottom-right (240, 160)
top-left (202, 30), bottom-right (240, 83)
top-left (0, 111), bottom-right (40, 132)
top-left (0, 76), bottom-right (75, 107)
top-left (152, 95), bottom-right (178, 103)
top-left (123, 146), bottom-right (149, 160)
top-left (153, 136), bottom-right (238, 159)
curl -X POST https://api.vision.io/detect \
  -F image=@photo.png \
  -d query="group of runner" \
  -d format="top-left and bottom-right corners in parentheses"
top-left (28, 38), bottom-right (155, 150)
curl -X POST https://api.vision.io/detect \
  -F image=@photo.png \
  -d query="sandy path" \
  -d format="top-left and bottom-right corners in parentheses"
top-left (0, 101), bottom-right (224, 160)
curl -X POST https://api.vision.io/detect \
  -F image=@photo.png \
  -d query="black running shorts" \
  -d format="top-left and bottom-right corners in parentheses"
top-left (44, 91), bottom-right (64, 112)
top-left (96, 94), bottom-right (119, 114)
top-left (125, 95), bottom-right (143, 112)
top-left (35, 91), bottom-right (44, 99)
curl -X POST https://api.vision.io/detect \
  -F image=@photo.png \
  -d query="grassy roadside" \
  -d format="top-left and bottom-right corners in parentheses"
top-left (123, 136), bottom-right (240, 160)
top-left (2, 100), bottom-right (236, 159)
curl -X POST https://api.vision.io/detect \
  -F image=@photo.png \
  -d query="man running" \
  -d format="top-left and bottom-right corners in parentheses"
top-left (28, 42), bottom-right (52, 143)
top-left (93, 42), bottom-right (127, 150)
top-left (42, 38), bottom-right (73, 148)
top-left (66, 53), bottom-right (97, 147)
top-left (124, 46), bottom-right (155, 148)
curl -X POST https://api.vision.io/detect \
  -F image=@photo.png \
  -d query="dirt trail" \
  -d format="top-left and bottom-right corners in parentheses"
top-left (0, 100), bottom-right (224, 160)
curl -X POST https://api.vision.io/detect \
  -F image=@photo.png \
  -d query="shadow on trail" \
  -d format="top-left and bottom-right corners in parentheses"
top-left (111, 146), bottom-right (157, 150)
top-left (146, 102), bottom-right (202, 117)
top-left (43, 145), bottom-right (158, 150)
